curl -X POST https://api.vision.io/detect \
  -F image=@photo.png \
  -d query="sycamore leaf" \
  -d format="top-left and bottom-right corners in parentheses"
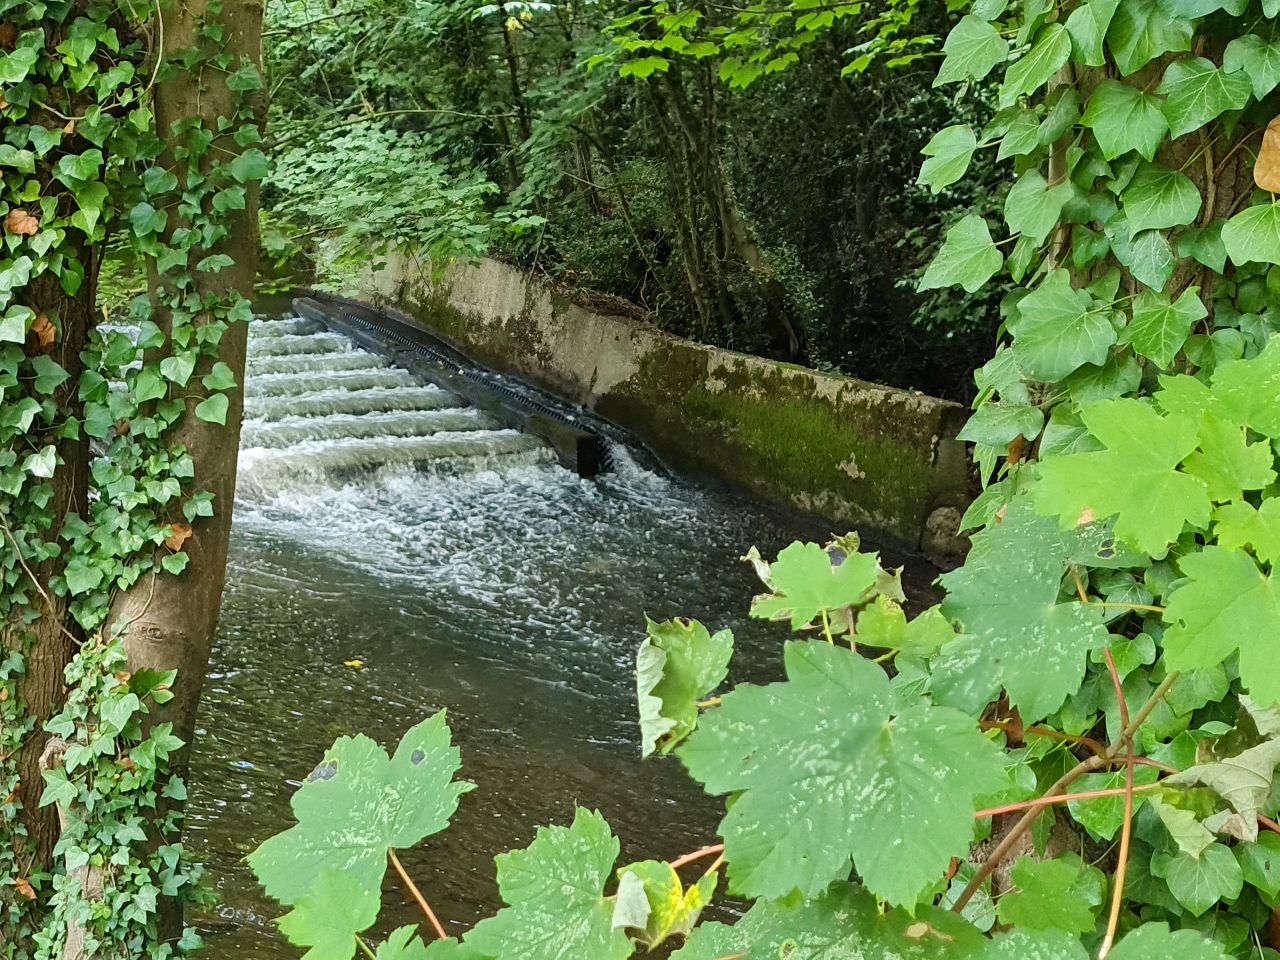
top-left (1009, 270), bottom-right (1117, 381)
top-left (935, 499), bottom-right (1108, 720)
top-left (1224, 35), bottom-right (1280, 101)
top-left (276, 868), bottom-right (380, 960)
top-left (854, 598), bottom-right (956, 657)
top-left (464, 809), bottom-right (632, 960)
top-left (1163, 546), bottom-right (1280, 705)
top-left (1224, 202), bottom-right (1280, 266)
top-left (1005, 170), bottom-right (1073, 244)
top-left (1106, 0), bottom-right (1193, 77)
top-left (611, 860), bottom-right (715, 949)
top-left (679, 641), bottom-right (1006, 904)
top-left (1001, 23), bottom-right (1071, 107)
top-left (1121, 163), bottom-right (1201, 234)
top-left (1033, 398), bottom-right (1210, 557)
top-left (1208, 339), bottom-right (1280, 435)
top-left (920, 215), bottom-right (1003, 293)
top-left (636, 618), bottom-right (733, 757)
top-left (1158, 58), bottom-right (1253, 140)
top-left (1214, 499), bottom-right (1280, 565)
top-left (1151, 843), bottom-right (1243, 916)
top-left (248, 712), bottom-right (473, 906)
top-left (936, 15), bottom-right (1007, 85)
top-left (1081, 80), bottom-right (1168, 161)
top-left (749, 541), bottom-right (880, 629)
top-left (996, 856), bottom-right (1104, 934)
top-left (919, 125), bottom-right (978, 194)
top-left (1181, 414), bottom-right (1276, 501)
top-left (673, 883), bottom-right (987, 960)
top-left (1120, 287), bottom-right (1205, 367)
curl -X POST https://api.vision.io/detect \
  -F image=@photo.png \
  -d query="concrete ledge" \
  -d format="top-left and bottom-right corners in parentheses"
top-left (345, 253), bottom-right (971, 557)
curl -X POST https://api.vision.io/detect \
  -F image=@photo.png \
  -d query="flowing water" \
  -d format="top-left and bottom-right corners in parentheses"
top-left (185, 315), bottom-right (928, 957)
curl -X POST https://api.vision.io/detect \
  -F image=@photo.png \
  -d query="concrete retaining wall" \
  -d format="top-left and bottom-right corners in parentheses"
top-left (345, 252), bottom-right (971, 556)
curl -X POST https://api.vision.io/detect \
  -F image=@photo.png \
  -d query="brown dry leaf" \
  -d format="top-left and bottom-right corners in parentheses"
top-left (0, 92), bottom-right (9, 111)
top-left (113, 418), bottom-right (130, 436)
top-left (29, 313), bottom-right (53, 351)
top-left (0, 23), bottom-right (15, 50)
top-left (4, 208), bottom-right (37, 236)
top-left (62, 118), bottom-right (75, 136)
top-left (13, 878), bottom-right (35, 900)
top-left (164, 522), bottom-right (193, 552)
top-left (1258, 117), bottom-right (1280, 194)
top-left (113, 671), bottom-right (131, 683)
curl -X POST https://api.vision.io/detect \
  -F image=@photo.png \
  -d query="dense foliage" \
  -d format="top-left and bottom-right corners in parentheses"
top-left (0, 2), bottom-right (262, 957)
top-left (251, 0), bottom-right (1280, 957)
top-left (261, 0), bottom-right (1002, 396)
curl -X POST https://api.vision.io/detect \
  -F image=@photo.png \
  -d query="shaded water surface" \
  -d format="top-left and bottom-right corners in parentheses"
top-left (186, 317), bottom-right (923, 956)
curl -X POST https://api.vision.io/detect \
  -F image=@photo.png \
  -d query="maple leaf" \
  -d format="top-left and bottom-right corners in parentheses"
top-left (636, 617), bottom-right (732, 757)
top-left (749, 541), bottom-right (881, 629)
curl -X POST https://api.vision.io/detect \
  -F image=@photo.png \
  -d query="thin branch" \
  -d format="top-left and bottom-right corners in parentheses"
top-left (1098, 648), bottom-right (1134, 960)
top-left (973, 781), bottom-right (1162, 819)
top-left (388, 848), bottom-right (448, 940)
top-left (670, 843), bottom-right (724, 871)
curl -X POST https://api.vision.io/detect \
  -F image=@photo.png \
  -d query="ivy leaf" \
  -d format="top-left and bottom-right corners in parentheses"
top-left (194, 393), bottom-right (229, 425)
top-left (1009, 270), bottom-right (1117, 381)
top-left (1181, 414), bottom-right (1276, 501)
top-left (935, 499), bottom-right (1108, 720)
top-left (679, 641), bottom-right (1006, 904)
top-left (1081, 80), bottom-right (1168, 161)
top-left (673, 883), bottom-right (987, 960)
top-left (1167, 737), bottom-right (1280, 826)
top-left (920, 215), bottom-right (1003, 293)
top-left (1106, 0), bottom-right (1193, 76)
top-left (1149, 796), bottom-right (1216, 857)
top-left (248, 712), bottom-right (473, 906)
top-left (636, 618), bottom-right (733, 757)
top-left (230, 148), bottom-right (270, 183)
top-left (1124, 229), bottom-right (1176, 289)
top-left (1223, 202), bottom-right (1280, 266)
top-left (749, 541), bottom-right (879, 629)
top-left (1001, 23), bottom-right (1072, 107)
top-left (1214, 499), bottom-right (1280, 565)
top-left (1151, 843), bottom-right (1243, 916)
top-left (1034, 398), bottom-right (1210, 556)
top-left (1109, 922), bottom-right (1230, 959)
top-left (1223, 35), bottom-right (1280, 100)
top-left (30, 355), bottom-right (70, 395)
top-left (957, 401), bottom-right (1045, 446)
top-left (1121, 163), bottom-right (1201, 234)
top-left (201, 361), bottom-right (238, 391)
top-left (936, 15), bottom-right (1008, 85)
top-left (1157, 58), bottom-right (1253, 139)
top-left (1066, 0), bottom-right (1120, 66)
top-left (276, 868), bottom-right (380, 960)
top-left (918, 125), bottom-right (978, 194)
top-left (1235, 833), bottom-right (1280, 898)
top-left (1120, 287), bottom-right (1206, 367)
top-left (1005, 170), bottom-right (1073, 244)
top-left (1178, 222), bottom-right (1227, 273)
top-left (1067, 767), bottom-right (1161, 839)
top-left (995, 856), bottom-right (1104, 934)
top-left (1162, 546), bottom-right (1280, 705)
top-left (464, 809), bottom-right (632, 960)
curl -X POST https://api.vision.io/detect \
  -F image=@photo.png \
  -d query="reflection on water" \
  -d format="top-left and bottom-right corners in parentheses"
top-left (186, 318), bottom-right (925, 956)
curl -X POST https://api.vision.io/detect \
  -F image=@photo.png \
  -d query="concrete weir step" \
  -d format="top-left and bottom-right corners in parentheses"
top-left (292, 296), bottom-right (612, 478)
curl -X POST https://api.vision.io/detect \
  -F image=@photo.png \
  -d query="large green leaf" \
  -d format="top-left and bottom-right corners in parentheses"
top-left (1066, 0), bottom-right (1121, 66)
top-left (1181, 414), bottom-right (1276, 502)
top-left (1005, 170), bottom-right (1073, 244)
top-left (679, 641), bottom-right (1006, 904)
top-left (276, 868), bottom-right (381, 960)
top-left (1121, 163), bottom-right (1201, 234)
top-left (1106, 0), bottom-right (1193, 76)
top-left (1009, 270), bottom-right (1117, 381)
top-left (1223, 203), bottom-right (1280, 266)
top-left (1157, 58), bottom-right (1253, 139)
top-left (248, 712), bottom-right (473, 906)
top-left (1080, 80), bottom-right (1168, 161)
top-left (995, 856), bottom-right (1104, 934)
top-left (935, 499), bottom-right (1108, 720)
top-left (1108, 922), bottom-right (1230, 959)
top-left (919, 125), bottom-right (978, 194)
top-left (1163, 546), bottom-right (1280, 705)
top-left (464, 809), bottom-right (632, 960)
top-left (1151, 843), bottom-right (1243, 916)
top-left (936, 15), bottom-right (1008, 85)
top-left (636, 617), bottom-right (733, 757)
top-left (1214, 499), bottom-right (1280, 565)
top-left (1034, 398), bottom-right (1209, 556)
top-left (920, 215), bottom-right (1003, 293)
top-left (1120, 287), bottom-right (1206, 367)
top-left (1001, 23), bottom-right (1072, 107)
top-left (1223, 34), bottom-right (1280, 100)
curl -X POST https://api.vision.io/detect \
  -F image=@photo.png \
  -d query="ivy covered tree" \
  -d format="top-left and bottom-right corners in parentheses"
top-left (0, 1), bottom-right (264, 956)
top-left (247, 0), bottom-right (1280, 957)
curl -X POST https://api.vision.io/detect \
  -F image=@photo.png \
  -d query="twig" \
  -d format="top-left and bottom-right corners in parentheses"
top-left (1099, 649), bottom-right (1134, 960)
top-left (388, 848), bottom-right (447, 940)
top-left (354, 935), bottom-right (377, 960)
top-left (973, 781), bottom-right (1162, 819)
top-left (0, 510), bottom-right (79, 644)
top-left (670, 843), bottom-right (724, 871)
top-left (142, 0), bottom-right (165, 98)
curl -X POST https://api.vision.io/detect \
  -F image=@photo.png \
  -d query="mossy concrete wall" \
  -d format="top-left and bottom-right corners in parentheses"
top-left (347, 253), bottom-right (971, 556)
